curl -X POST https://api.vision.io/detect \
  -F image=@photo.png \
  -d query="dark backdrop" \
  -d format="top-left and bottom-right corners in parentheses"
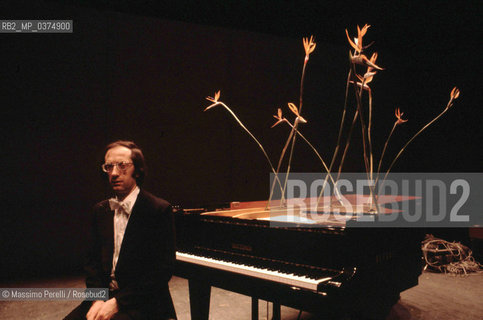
top-left (0, 0), bottom-right (480, 279)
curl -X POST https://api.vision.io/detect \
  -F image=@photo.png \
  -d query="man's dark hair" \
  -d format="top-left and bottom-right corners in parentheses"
top-left (104, 140), bottom-right (146, 186)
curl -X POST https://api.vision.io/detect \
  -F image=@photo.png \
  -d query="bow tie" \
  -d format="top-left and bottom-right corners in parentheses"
top-left (109, 199), bottom-right (131, 215)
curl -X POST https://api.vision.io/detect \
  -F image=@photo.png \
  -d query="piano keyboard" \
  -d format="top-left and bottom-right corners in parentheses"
top-left (176, 251), bottom-right (334, 291)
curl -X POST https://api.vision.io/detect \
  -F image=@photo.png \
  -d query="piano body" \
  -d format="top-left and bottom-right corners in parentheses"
top-left (174, 196), bottom-right (423, 319)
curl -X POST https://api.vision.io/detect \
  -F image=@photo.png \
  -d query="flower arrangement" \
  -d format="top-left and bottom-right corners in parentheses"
top-left (204, 25), bottom-right (460, 213)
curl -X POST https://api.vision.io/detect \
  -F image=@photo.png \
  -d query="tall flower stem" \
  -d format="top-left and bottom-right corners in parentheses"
top-left (349, 59), bottom-right (379, 212)
top-left (322, 107), bottom-right (360, 211)
top-left (316, 69), bottom-right (352, 205)
top-left (336, 108), bottom-right (359, 183)
top-left (268, 122), bottom-right (297, 207)
top-left (363, 84), bottom-right (376, 209)
top-left (269, 36), bottom-right (316, 209)
top-left (281, 121), bottom-right (300, 204)
top-left (330, 69), bottom-right (353, 170)
top-left (376, 122), bottom-right (397, 178)
top-left (344, 25), bottom-right (382, 212)
top-left (280, 47), bottom-right (311, 203)
top-left (350, 61), bottom-right (371, 176)
top-left (375, 108), bottom-right (408, 191)
top-left (367, 87), bottom-right (374, 183)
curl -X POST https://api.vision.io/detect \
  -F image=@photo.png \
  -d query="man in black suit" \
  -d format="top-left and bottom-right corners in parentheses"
top-left (65, 140), bottom-right (176, 320)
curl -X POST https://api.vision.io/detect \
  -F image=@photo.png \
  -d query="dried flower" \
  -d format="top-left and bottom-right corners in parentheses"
top-left (353, 56), bottom-right (378, 90)
top-left (446, 87), bottom-right (460, 109)
top-left (366, 52), bottom-right (379, 73)
top-left (352, 74), bottom-right (371, 91)
top-left (204, 90), bottom-right (221, 111)
top-left (350, 52), bottom-right (384, 70)
top-left (271, 108), bottom-right (285, 128)
top-left (395, 108), bottom-right (408, 125)
top-left (355, 53), bottom-right (380, 90)
top-left (359, 24), bottom-right (370, 38)
top-left (364, 71), bottom-right (377, 82)
top-left (346, 24), bottom-right (370, 53)
top-left (287, 102), bottom-right (299, 116)
top-left (206, 90), bottom-right (220, 103)
top-left (287, 103), bottom-right (306, 123)
top-left (450, 87), bottom-right (460, 100)
top-left (303, 35), bottom-right (316, 56)
top-left (346, 25), bottom-right (383, 72)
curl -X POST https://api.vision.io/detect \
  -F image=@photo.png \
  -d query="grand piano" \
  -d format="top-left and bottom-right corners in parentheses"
top-left (174, 195), bottom-right (423, 319)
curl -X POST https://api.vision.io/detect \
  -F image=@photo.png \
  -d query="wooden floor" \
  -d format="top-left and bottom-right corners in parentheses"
top-left (0, 271), bottom-right (482, 319)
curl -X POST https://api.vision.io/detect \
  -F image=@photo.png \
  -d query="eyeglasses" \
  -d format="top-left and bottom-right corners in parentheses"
top-left (101, 162), bottom-right (133, 173)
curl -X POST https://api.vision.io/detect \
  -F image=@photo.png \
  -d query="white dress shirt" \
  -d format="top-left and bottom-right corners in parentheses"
top-left (108, 186), bottom-right (140, 290)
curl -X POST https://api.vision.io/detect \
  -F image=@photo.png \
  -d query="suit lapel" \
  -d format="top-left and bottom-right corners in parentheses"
top-left (106, 208), bottom-right (115, 243)
top-left (103, 204), bottom-right (115, 264)
top-left (121, 189), bottom-right (145, 242)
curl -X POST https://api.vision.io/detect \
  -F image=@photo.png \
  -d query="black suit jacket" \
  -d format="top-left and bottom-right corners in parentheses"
top-left (84, 189), bottom-right (176, 318)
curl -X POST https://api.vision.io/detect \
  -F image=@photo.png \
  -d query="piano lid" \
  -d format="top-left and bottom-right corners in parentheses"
top-left (198, 194), bottom-right (419, 227)
top-left (199, 198), bottom-right (343, 227)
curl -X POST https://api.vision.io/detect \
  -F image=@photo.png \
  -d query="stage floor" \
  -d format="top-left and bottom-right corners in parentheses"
top-left (1, 272), bottom-right (482, 319)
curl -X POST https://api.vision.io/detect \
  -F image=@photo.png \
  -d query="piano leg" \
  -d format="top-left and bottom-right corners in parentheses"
top-left (251, 297), bottom-right (258, 320)
top-left (272, 302), bottom-right (281, 320)
top-left (251, 298), bottom-right (281, 320)
top-left (188, 279), bottom-right (211, 320)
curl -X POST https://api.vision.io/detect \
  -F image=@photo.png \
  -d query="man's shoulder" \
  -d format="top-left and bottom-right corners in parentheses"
top-left (138, 189), bottom-right (171, 211)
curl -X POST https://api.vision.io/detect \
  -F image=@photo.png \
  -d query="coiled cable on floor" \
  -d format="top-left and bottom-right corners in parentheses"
top-left (422, 234), bottom-right (482, 275)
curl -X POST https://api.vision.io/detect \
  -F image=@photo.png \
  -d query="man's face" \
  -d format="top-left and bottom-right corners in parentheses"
top-left (104, 146), bottom-right (137, 199)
